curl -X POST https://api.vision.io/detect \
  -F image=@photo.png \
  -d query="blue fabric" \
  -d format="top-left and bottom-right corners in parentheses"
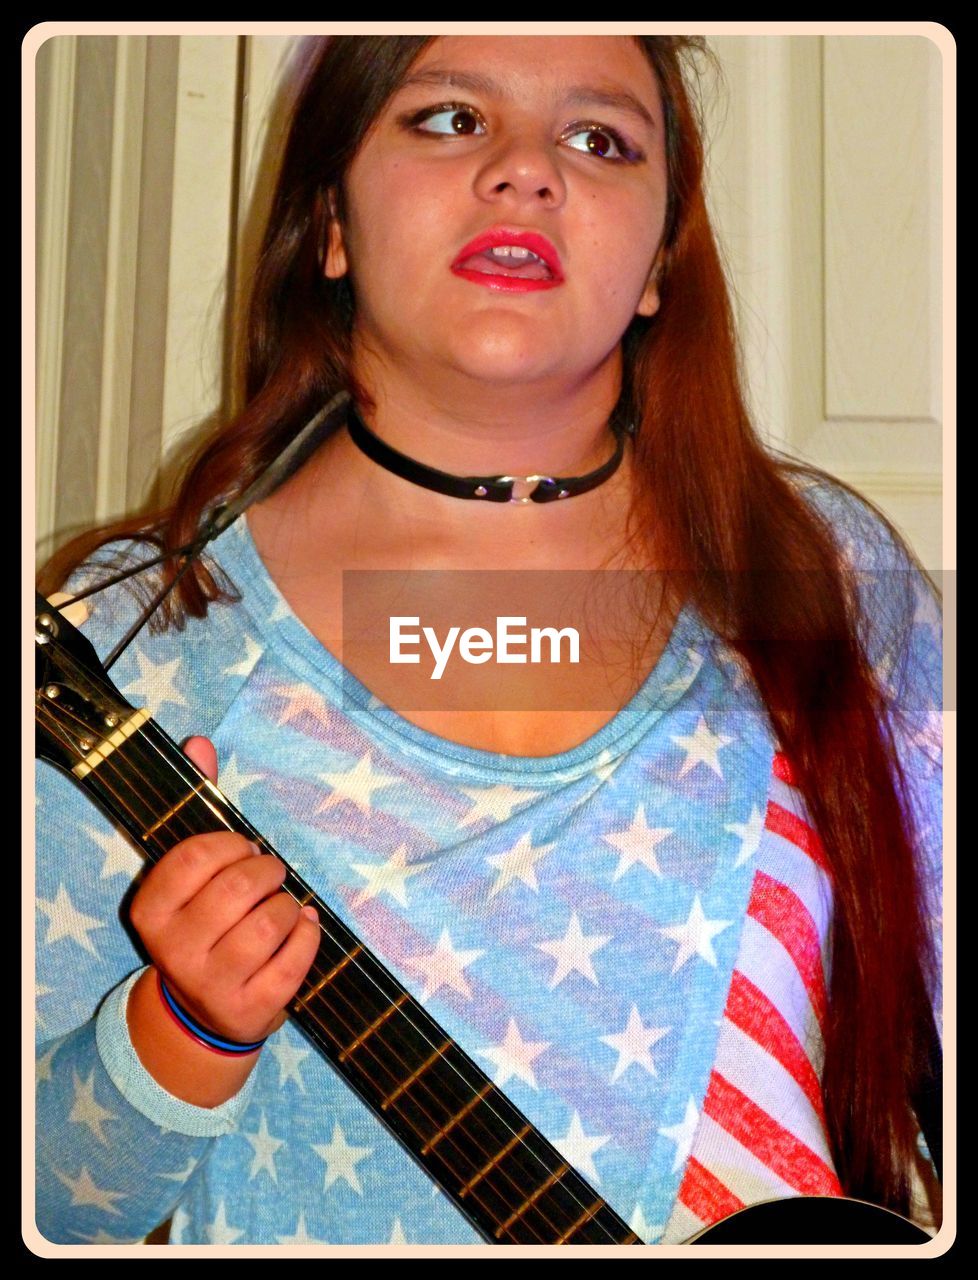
top-left (34, 480), bottom-right (942, 1245)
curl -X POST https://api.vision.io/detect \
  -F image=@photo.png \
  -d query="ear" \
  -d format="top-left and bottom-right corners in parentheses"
top-left (322, 190), bottom-right (348, 280)
top-left (635, 261), bottom-right (661, 318)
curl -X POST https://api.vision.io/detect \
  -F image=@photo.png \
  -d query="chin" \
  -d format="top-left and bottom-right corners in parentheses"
top-left (444, 315), bottom-right (575, 385)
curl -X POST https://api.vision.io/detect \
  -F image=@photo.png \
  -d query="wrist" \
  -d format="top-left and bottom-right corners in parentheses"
top-left (126, 968), bottom-right (262, 1108)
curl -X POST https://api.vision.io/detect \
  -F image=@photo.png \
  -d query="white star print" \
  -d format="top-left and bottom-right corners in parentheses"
top-left (37, 884), bottom-right (105, 956)
top-left (600, 1006), bottom-right (671, 1082)
top-left (659, 895), bottom-right (732, 973)
top-left (725, 804), bottom-right (765, 868)
top-left (911, 707), bottom-right (943, 757)
top-left (913, 587), bottom-right (942, 639)
top-left (313, 1123), bottom-right (373, 1195)
top-left (276, 1211), bottom-right (330, 1245)
top-left (68, 1070), bottom-right (117, 1145)
top-left (402, 928), bottom-right (484, 1000)
top-left (35, 983), bottom-right (54, 1028)
top-left (601, 805), bottom-right (672, 880)
top-left (224, 634), bottom-right (263, 679)
top-left (716, 644), bottom-right (751, 690)
top-left (54, 1166), bottom-right (127, 1216)
top-left (351, 844), bottom-right (428, 908)
top-left (536, 912), bottom-right (611, 989)
top-left (458, 784), bottom-right (542, 827)
top-left (244, 1112), bottom-right (285, 1182)
top-left (158, 1158), bottom-right (198, 1183)
top-left (37, 1043), bottom-right (59, 1083)
top-left (629, 1202), bottom-right (664, 1243)
top-left (84, 824), bottom-right (142, 881)
top-left (593, 748), bottom-right (623, 783)
top-left (663, 647), bottom-right (704, 696)
top-left (316, 752), bottom-right (399, 815)
top-left (169, 1204), bottom-right (189, 1243)
top-left (270, 681), bottom-right (331, 729)
top-left (206, 1200), bottom-right (244, 1245)
top-left (389, 1218), bottom-right (408, 1244)
top-left (71, 1228), bottom-right (136, 1244)
top-left (269, 1039), bottom-right (310, 1091)
top-left (485, 832), bottom-right (556, 897)
top-left (554, 1111), bottom-right (610, 1185)
top-left (477, 1018), bottom-right (550, 1090)
top-left (217, 753), bottom-right (263, 804)
top-left (121, 649), bottom-right (186, 711)
top-left (671, 715), bottom-right (734, 779)
top-left (659, 1097), bottom-right (699, 1173)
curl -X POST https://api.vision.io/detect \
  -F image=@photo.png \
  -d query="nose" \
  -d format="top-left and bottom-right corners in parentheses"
top-left (472, 132), bottom-right (567, 209)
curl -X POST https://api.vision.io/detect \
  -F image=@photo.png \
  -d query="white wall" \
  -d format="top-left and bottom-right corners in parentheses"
top-left (32, 31), bottom-right (947, 570)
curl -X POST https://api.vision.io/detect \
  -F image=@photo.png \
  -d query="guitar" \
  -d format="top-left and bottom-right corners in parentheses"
top-left (35, 593), bottom-right (930, 1245)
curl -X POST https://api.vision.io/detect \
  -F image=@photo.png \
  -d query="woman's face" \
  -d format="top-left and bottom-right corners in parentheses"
top-left (327, 36), bottom-right (668, 398)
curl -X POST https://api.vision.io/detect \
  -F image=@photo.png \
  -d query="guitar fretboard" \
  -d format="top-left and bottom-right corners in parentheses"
top-left (71, 710), bottom-right (640, 1245)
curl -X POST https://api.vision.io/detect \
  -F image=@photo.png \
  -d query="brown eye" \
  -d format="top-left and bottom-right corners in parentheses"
top-left (413, 106), bottom-right (487, 137)
top-left (451, 110), bottom-right (480, 135)
top-left (564, 124), bottom-right (638, 162)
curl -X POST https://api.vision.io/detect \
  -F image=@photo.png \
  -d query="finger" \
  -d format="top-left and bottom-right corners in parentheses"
top-left (177, 852), bottom-right (288, 951)
top-left (210, 890), bottom-right (306, 982)
top-left (132, 831), bottom-right (261, 931)
top-left (183, 735), bottom-right (218, 783)
top-left (242, 907), bottom-right (321, 1020)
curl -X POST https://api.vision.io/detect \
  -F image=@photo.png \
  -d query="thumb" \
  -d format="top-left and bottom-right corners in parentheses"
top-left (182, 735), bottom-right (218, 783)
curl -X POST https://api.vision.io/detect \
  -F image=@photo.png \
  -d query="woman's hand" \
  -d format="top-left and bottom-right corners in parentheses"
top-left (125, 736), bottom-right (320, 1107)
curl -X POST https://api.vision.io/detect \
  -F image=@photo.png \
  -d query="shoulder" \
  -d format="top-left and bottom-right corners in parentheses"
top-left (44, 529), bottom-right (267, 745)
top-left (788, 468), bottom-right (919, 574)
top-left (786, 467), bottom-right (941, 697)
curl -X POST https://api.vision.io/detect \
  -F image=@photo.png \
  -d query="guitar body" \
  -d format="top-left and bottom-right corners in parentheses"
top-left (34, 593), bottom-right (931, 1246)
top-left (689, 1196), bottom-right (930, 1244)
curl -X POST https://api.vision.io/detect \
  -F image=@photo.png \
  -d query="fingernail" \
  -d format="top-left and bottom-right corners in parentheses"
top-left (249, 841), bottom-right (263, 856)
top-left (300, 906), bottom-right (318, 923)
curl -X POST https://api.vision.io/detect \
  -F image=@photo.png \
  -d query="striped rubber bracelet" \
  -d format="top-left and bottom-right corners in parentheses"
top-left (156, 971), bottom-right (267, 1056)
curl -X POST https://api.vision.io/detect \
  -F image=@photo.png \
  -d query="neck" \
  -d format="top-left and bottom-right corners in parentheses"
top-left (349, 343), bottom-right (626, 480)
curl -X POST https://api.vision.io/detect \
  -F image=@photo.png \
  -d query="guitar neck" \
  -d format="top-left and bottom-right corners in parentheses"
top-left (69, 708), bottom-right (639, 1246)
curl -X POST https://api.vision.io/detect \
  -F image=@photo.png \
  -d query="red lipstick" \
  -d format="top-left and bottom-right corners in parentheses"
top-left (451, 228), bottom-right (564, 292)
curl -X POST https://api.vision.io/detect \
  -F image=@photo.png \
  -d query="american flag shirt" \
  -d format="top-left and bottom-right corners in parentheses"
top-left (34, 481), bottom-right (942, 1246)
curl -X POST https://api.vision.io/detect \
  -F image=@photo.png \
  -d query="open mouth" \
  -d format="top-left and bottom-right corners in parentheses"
top-left (455, 245), bottom-right (554, 281)
top-left (451, 230), bottom-right (564, 291)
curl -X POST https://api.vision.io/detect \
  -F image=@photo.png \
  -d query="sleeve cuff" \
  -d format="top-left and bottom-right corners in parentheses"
top-left (95, 969), bottom-right (256, 1137)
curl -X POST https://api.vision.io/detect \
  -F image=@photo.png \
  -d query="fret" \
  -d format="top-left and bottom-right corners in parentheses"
top-left (552, 1196), bottom-right (606, 1245)
top-left (459, 1124), bottom-right (533, 1198)
top-left (293, 945), bottom-right (363, 1007)
top-left (421, 1081), bottom-right (494, 1154)
top-left (381, 1038), bottom-right (451, 1110)
top-left (338, 992), bottom-right (410, 1063)
top-left (141, 779), bottom-right (209, 841)
top-left (37, 626), bottom-right (643, 1245)
top-left (493, 1160), bottom-right (571, 1237)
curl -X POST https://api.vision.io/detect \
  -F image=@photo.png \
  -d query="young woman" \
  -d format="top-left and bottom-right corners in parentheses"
top-left (35, 35), bottom-right (942, 1246)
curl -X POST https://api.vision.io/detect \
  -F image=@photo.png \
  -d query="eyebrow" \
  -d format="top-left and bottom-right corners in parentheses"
top-left (397, 68), bottom-right (658, 131)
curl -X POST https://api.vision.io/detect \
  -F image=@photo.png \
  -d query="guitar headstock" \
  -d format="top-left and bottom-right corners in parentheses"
top-left (35, 592), bottom-right (137, 774)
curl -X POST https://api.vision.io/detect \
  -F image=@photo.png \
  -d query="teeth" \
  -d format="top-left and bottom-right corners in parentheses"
top-left (490, 245), bottom-right (538, 261)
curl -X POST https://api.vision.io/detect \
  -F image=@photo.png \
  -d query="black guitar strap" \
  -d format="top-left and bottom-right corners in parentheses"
top-left (55, 390), bottom-right (352, 670)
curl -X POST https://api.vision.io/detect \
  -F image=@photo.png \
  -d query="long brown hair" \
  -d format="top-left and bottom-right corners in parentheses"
top-left (41, 35), bottom-right (938, 1214)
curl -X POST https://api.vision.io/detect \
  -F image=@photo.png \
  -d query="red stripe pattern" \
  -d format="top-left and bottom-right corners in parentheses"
top-left (666, 755), bottom-right (842, 1240)
top-left (747, 871), bottom-right (828, 1030)
top-left (679, 1157), bottom-right (746, 1227)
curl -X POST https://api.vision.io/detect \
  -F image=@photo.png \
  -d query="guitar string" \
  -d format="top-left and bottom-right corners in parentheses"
top-left (38, 621), bottom-right (632, 1242)
top-left (36, 687), bottom-right (625, 1244)
top-left (35, 700), bottom-right (561, 1246)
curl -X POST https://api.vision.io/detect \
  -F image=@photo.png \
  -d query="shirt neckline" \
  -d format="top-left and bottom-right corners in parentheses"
top-left (217, 516), bottom-right (710, 786)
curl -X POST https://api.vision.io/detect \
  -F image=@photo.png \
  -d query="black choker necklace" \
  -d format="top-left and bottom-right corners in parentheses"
top-left (346, 405), bottom-right (628, 505)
